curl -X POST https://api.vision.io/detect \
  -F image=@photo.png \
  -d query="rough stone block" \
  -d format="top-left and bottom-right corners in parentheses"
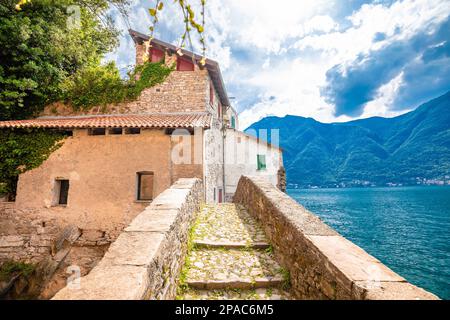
top-left (102, 231), bottom-right (165, 266)
top-left (52, 264), bottom-right (150, 300)
top-left (354, 281), bottom-right (439, 300)
top-left (125, 209), bottom-right (179, 233)
top-left (0, 235), bottom-right (24, 247)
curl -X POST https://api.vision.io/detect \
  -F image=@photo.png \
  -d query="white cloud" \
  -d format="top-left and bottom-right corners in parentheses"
top-left (361, 71), bottom-right (409, 118)
top-left (238, 0), bottom-right (450, 126)
top-left (105, 0), bottom-right (450, 127)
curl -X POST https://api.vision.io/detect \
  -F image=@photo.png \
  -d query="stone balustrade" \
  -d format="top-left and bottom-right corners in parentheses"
top-left (233, 176), bottom-right (439, 300)
top-left (52, 178), bottom-right (203, 300)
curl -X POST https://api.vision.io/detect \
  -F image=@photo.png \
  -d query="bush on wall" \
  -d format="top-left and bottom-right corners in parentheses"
top-left (62, 61), bottom-right (174, 110)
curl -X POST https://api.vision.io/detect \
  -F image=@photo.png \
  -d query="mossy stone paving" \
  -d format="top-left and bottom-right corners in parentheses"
top-left (180, 288), bottom-right (291, 300)
top-left (194, 203), bottom-right (268, 245)
top-left (178, 203), bottom-right (292, 300)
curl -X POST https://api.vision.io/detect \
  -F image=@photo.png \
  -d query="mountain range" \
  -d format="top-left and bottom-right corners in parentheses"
top-left (246, 91), bottom-right (450, 188)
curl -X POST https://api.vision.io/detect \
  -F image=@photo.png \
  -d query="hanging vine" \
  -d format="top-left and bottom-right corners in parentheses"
top-left (147, 0), bottom-right (207, 66)
top-left (16, 1), bottom-right (208, 65)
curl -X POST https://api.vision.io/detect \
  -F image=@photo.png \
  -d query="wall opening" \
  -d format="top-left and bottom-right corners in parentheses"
top-left (136, 172), bottom-right (154, 201)
top-left (109, 128), bottom-right (123, 135)
top-left (88, 128), bottom-right (106, 136)
top-left (125, 128), bottom-right (141, 135)
top-left (54, 179), bottom-right (70, 206)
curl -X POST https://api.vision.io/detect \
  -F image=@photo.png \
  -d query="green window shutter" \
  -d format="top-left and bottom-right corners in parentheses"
top-left (257, 154), bottom-right (266, 170)
top-left (231, 116), bottom-right (236, 128)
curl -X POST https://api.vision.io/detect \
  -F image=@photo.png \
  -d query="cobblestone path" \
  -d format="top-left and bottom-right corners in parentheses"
top-left (177, 203), bottom-right (291, 300)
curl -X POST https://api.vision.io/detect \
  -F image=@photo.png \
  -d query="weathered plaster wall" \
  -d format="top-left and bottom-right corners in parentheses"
top-left (225, 130), bottom-right (283, 200)
top-left (170, 129), bottom-right (204, 183)
top-left (52, 178), bottom-right (203, 300)
top-left (15, 128), bottom-right (201, 236)
top-left (203, 127), bottom-right (224, 203)
top-left (233, 176), bottom-right (439, 300)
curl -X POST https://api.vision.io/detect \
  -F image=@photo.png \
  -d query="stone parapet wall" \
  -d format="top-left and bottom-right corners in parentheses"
top-left (52, 178), bottom-right (203, 300)
top-left (233, 176), bottom-right (439, 300)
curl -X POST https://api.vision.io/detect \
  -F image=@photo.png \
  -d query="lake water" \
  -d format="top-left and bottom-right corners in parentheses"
top-left (287, 186), bottom-right (450, 300)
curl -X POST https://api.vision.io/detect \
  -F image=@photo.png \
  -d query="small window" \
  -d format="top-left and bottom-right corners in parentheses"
top-left (125, 128), bottom-right (141, 135)
top-left (218, 188), bottom-right (223, 203)
top-left (54, 179), bottom-right (69, 205)
top-left (257, 154), bottom-right (267, 171)
top-left (150, 47), bottom-right (164, 63)
top-left (109, 128), bottom-right (123, 135)
top-left (231, 116), bottom-right (236, 129)
top-left (89, 128), bottom-right (106, 136)
top-left (137, 172), bottom-right (154, 201)
top-left (176, 57), bottom-right (195, 71)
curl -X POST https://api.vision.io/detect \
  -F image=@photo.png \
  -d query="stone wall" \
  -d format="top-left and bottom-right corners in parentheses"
top-left (0, 203), bottom-right (61, 264)
top-left (233, 176), bottom-right (439, 300)
top-left (52, 178), bottom-right (203, 300)
top-left (0, 202), bottom-right (111, 299)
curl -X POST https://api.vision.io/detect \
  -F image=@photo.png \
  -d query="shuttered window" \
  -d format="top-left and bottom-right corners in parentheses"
top-left (257, 155), bottom-right (266, 171)
top-left (137, 172), bottom-right (154, 201)
top-left (150, 48), bottom-right (164, 62)
top-left (176, 57), bottom-right (195, 71)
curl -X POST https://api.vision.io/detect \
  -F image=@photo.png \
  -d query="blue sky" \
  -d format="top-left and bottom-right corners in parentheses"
top-left (107, 0), bottom-right (450, 128)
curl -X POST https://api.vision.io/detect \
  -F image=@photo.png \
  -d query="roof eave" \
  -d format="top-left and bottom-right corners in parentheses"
top-left (129, 29), bottom-right (231, 107)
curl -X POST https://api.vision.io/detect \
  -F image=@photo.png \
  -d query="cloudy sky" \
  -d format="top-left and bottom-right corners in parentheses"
top-left (107, 0), bottom-right (450, 129)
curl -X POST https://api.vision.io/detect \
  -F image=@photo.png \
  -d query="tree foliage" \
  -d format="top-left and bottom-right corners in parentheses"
top-left (0, 0), bottom-right (123, 120)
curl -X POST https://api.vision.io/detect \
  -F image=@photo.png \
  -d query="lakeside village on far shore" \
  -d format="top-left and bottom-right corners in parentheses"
top-left (288, 176), bottom-right (450, 189)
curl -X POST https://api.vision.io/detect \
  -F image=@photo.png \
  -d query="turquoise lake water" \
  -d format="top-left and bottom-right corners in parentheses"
top-left (287, 186), bottom-right (450, 300)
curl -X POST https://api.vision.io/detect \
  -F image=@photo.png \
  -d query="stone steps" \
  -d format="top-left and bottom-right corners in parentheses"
top-left (180, 288), bottom-right (291, 300)
top-left (177, 203), bottom-right (291, 300)
top-left (187, 276), bottom-right (284, 290)
top-left (193, 240), bottom-right (270, 250)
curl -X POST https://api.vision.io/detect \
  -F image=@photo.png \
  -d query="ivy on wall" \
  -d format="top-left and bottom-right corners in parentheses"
top-left (62, 61), bottom-right (174, 110)
top-left (0, 128), bottom-right (66, 198)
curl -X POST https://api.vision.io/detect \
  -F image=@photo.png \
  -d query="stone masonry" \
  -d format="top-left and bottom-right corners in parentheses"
top-left (52, 178), bottom-right (203, 300)
top-left (233, 176), bottom-right (439, 300)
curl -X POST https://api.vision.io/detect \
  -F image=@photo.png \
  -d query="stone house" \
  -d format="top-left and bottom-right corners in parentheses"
top-left (0, 30), bottom-right (284, 235)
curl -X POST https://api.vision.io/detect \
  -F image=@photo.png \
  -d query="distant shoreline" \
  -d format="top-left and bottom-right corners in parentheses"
top-left (287, 184), bottom-right (450, 190)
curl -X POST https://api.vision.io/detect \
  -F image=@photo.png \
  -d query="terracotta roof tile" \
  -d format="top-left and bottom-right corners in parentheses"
top-left (0, 113), bottom-right (212, 129)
